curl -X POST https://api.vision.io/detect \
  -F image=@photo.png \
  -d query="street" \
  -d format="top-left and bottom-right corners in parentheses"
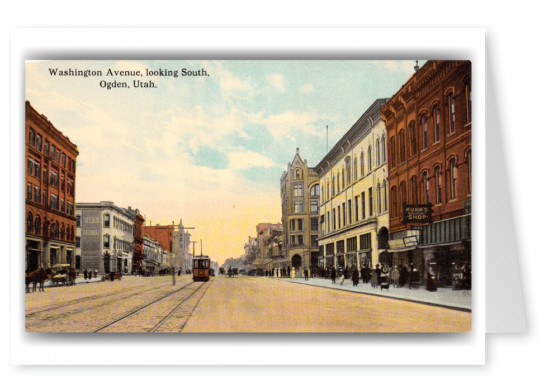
top-left (25, 275), bottom-right (471, 333)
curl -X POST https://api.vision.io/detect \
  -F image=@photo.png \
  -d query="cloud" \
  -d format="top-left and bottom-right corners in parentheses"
top-left (227, 151), bottom-right (285, 170)
top-left (267, 73), bottom-right (286, 92)
top-left (300, 83), bottom-right (314, 94)
top-left (251, 110), bottom-right (321, 141)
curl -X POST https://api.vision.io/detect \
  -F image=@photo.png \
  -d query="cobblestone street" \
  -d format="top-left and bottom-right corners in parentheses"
top-left (26, 275), bottom-right (471, 333)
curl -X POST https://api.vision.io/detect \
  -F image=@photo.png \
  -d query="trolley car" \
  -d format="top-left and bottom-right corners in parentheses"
top-left (192, 255), bottom-right (211, 282)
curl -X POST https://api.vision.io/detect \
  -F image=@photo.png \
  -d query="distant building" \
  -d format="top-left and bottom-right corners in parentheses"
top-left (280, 149), bottom-right (320, 276)
top-left (25, 101), bottom-right (79, 271)
top-left (76, 201), bottom-right (135, 274)
top-left (315, 98), bottom-right (390, 273)
top-left (174, 219), bottom-right (192, 272)
top-left (381, 60), bottom-right (471, 287)
top-left (253, 223), bottom-right (283, 274)
top-left (143, 224), bottom-right (174, 253)
top-left (143, 234), bottom-right (162, 274)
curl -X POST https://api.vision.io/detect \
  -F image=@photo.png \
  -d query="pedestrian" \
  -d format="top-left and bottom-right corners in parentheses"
top-left (352, 268), bottom-right (359, 287)
top-left (304, 268), bottom-right (309, 281)
top-left (427, 267), bottom-right (437, 292)
top-left (339, 270), bottom-right (345, 286)
top-left (331, 267), bottom-right (336, 284)
top-left (375, 264), bottom-right (382, 285)
top-left (391, 265), bottom-right (400, 288)
top-left (84, 269), bottom-right (88, 280)
top-left (94, 269), bottom-right (98, 278)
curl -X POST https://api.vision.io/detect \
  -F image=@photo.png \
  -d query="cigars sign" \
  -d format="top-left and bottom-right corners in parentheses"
top-left (403, 204), bottom-right (431, 223)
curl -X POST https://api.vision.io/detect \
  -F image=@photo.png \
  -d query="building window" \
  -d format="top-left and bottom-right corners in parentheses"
top-left (62, 153), bottom-right (66, 168)
top-left (311, 235), bottom-right (318, 247)
top-left (50, 194), bottom-right (57, 210)
top-left (297, 219), bottom-right (303, 231)
top-left (27, 183), bottom-right (32, 200)
top-left (28, 128), bottom-right (36, 147)
top-left (354, 157), bottom-right (358, 181)
top-left (34, 186), bottom-right (40, 203)
top-left (27, 212), bottom-right (33, 233)
top-left (60, 198), bottom-right (65, 213)
top-left (359, 233), bottom-right (371, 250)
top-left (368, 187), bottom-right (373, 216)
top-left (435, 166), bottom-right (442, 204)
top-left (423, 172), bottom-right (430, 204)
top-left (342, 202), bottom-right (346, 226)
top-left (410, 176), bottom-right (418, 204)
top-left (450, 159), bottom-right (457, 199)
top-left (408, 121), bottom-right (416, 157)
top-left (337, 205), bottom-right (341, 228)
top-left (293, 184), bottom-right (303, 197)
top-left (399, 181), bottom-right (406, 217)
top-left (290, 219), bottom-right (296, 231)
top-left (391, 186), bottom-right (397, 217)
top-left (422, 115), bottom-right (427, 149)
top-left (332, 209), bottom-right (336, 231)
top-left (103, 234), bottom-right (110, 249)
top-left (348, 199), bottom-right (352, 225)
top-left (434, 105), bottom-right (440, 143)
top-left (360, 152), bottom-right (365, 176)
top-left (341, 168), bottom-right (345, 188)
top-left (44, 141), bottom-right (50, 158)
top-left (382, 135), bottom-right (386, 163)
top-left (449, 93), bottom-right (455, 134)
top-left (389, 137), bottom-right (396, 168)
top-left (310, 200), bottom-right (319, 213)
top-left (311, 217), bottom-right (319, 231)
top-left (368, 146), bottom-right (372, 171)
top-left (377, 183), bottom-right (381, 214)
top-left (294, 201), bottom-right (303, 213)
top-left (104, 213), bottom-right (111, 228)
top-left (376, 138), bottom-right (381, 166)
top-left (67, 202), bottom-right (74, 216)
top-left (60, 225), bottom-right (65, 241)
top-left (355, 195), bottom-right (359, 222)
top-left (295, 169), bottom-right (301, 179)
top-left (36, 134), bottom-right (42, 152)
top-left (310, 184), bottom-right (320, 197)
top-left (76, 236), bottom-right (81, 248)
top-left (35, 216), bottom-right (41, 235)
top-left (76, 215), bottom-right (81, 227)
top-left (361, 192), bottom-right (366, 220)
top-left (345, 157), bottom-right (351, 185)
top-left (383, 179), bottom-right (388, 212)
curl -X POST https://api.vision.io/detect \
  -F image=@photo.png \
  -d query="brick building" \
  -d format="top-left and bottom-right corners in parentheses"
top-left (143, 224), bottom-right (174, 253)
top-left (381, 60), bottom-right (472, 287)
top-left (25, 101), bottom-right (79, 272)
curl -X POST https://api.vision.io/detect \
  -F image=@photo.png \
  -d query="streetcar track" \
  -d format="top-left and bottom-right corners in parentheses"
top-left (25, 280), bottom-right (178, 317)
top-left (178, 281), bottom-right (212, 332)
top-left (93, 281), bottom-right (200, 333)
top-left (150, 281), bottom-right (211, 333)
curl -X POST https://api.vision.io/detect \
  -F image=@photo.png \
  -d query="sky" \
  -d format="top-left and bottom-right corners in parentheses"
top-left (26, 60), bottom-right (422, 263)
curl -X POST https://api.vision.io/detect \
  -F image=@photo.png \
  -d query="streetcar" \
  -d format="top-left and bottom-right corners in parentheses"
top-left (192, 255), bottom-right (211, 282)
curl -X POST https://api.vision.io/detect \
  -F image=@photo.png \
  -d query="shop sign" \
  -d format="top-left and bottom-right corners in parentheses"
top-left (403, 204), bottom-right (431, 223)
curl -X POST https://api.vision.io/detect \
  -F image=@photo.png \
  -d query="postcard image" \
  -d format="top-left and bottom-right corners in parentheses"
top-left (24, 59), bottom-right (472, 333)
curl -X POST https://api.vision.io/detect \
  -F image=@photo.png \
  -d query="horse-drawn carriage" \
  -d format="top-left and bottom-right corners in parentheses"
top-left (50, 264), bottom-right (76, 287)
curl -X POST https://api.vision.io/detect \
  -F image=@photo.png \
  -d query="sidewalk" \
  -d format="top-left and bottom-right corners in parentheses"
top-left (276, 276), bottom-right (471, 312)
top-left (44, 275), bottom-right (103, 287)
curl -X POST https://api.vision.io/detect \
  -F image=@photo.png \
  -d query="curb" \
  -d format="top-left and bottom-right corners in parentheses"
top-left (277, 278), bottom-right (472, 313)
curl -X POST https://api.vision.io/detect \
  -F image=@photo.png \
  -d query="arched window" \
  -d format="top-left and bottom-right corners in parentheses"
top-left (50, 223), bottom-right (56, 239)
top-left (332, 176), bottom-right (335, 196)
top-left (310, 184), bottom-right (320, 197)
top-left (377, 183), bottom-right (381, 214)
top-left (435, 166), bottom-right (442, 204)
top-left (382, 134), bottom-right (386, 162)
top-left (368, 146), bottom-right (372, 171)
top-left (35, 216), bottom-right (41, 235)
top-left (410, 176), bottom-right (418, 204)
top-left (382, 180), bottom-right (387, 212)
top-left (398, 129), bottom-right (405, 163)
top-left (390, 186), bottom-right (397, 217)
top-left (337, 173), bottom-right (340, 193)
top-left (295, 168), bottom-right (301, 179)
top-left (354, 157), bottom-right (358, 181)
top-left (450, 158), bottom-right (457, 199)
top-left (408, 121), bottom-right (416, 157)
top-left (341, 168), bottom-right (345, 188)
top-left (70, 226), bottom-right (74, 241)
top-left (61, 224), bottom-right (65, 241)
top-left (448, 93), bottom-right (455, 134)
top-left (422, 115), bottom-right (427, 149)
top-left (44, 221), bottom-right (49, 238)
top-left (345, 157), bottom-right (351, 185)
top-left (423, 171), bottom-right (430, 204)
top-left (376, 138), bottom-right (381, 166)
top-left (399, 181), bottom-right (407, 217)
top-left (27, 213), bottom-right (33, 233)
top-left (433, 105), bottom-right (440, 143)
top-left (360, 152), bottom-right (365, 176)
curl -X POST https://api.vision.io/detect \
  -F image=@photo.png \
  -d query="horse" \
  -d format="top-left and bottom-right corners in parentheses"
top-left (25, 268), bottom-right (54, 292)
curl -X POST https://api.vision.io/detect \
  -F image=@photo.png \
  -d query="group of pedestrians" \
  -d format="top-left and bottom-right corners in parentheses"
top-left (82, 269), bottom-right (98, 280)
